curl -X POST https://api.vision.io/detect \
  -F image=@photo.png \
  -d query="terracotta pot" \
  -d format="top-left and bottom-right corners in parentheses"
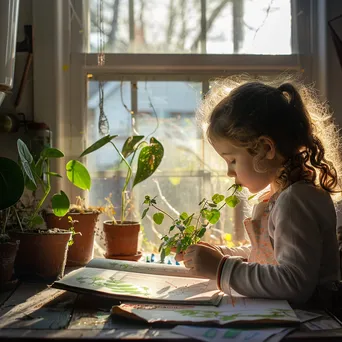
top-left (0, 240), bottom-right (19, 286)
top-left (103, 221), bottom-right (140, 257)
top-left (45, 212), bottom-right (100, 266)
top-left (10, 231), bottom-right (71, 281)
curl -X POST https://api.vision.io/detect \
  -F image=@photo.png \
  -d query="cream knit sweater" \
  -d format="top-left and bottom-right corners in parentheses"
top-left (219, 181), bottom-right (340, 304)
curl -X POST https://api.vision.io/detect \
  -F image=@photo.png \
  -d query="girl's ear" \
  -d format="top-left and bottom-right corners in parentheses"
top-left (257, 136), bottom-right (276, 160)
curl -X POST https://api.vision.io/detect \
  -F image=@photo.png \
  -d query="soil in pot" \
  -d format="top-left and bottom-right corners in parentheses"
top-left (0, 240), bottom-right (19, 291)
top-left (45, 211), bottom-right (100, 266)
top-left (103, 221), bottom-right (141, 260)
top-left (10, 229), bottom-right (71, 281)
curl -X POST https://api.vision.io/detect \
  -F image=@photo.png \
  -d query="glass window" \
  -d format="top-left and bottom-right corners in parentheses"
top-left (89, 0), bottom-right (292, 54)
top-left (87, 80), bottom-right (237, 252)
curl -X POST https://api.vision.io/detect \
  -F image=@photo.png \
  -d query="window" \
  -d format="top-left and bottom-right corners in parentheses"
top-left (51, 0), bottom-right (311, 255)
top-left (88, 0), bottom-right (292, 54)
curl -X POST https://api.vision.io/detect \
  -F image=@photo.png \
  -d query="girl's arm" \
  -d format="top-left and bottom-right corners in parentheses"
top-left (217, 185), bottom-right (339, 304)
top-left (218, 245), bottom-right (251, 259)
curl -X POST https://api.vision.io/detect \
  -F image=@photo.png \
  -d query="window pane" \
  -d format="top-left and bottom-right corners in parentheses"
top-left (86, 80), bottom-right (237, 255)
top-left (89, 0), bottom-right (292, 54)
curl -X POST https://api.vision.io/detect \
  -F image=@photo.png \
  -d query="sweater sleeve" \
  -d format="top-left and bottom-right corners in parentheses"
top-left (219, 245), bottom-right (251, 259)
top-left (218, 187), bottom-right (323, 303)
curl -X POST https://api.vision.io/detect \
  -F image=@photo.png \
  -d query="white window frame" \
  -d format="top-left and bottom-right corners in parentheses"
top-left (32, 0), bottom-right (316, 213)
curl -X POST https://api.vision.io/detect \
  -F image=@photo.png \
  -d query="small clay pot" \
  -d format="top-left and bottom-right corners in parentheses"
top-left (103, 221), bottom-right (140, 257)
top-left (10, 230), bottom-right (71, 281)
top-left (0, 240), bottom-right (19, 288)
top-left (45, 212), bottom-right (100, 266)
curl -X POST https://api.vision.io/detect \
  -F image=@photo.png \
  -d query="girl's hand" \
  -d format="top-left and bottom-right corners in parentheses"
top-left (171, 242), bottom-right (221, 262)
top-left (183, 244), bottom-right (224, 279)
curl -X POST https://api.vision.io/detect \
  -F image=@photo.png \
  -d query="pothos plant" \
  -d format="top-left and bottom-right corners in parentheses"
top-left (79, 134), bottom-right (164, 224)
top-left (142, 184), bottom-right (243, 262)
top-left (16, 139), bottom-right (91, 230)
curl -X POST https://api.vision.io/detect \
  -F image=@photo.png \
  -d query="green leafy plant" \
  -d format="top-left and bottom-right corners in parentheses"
top-left (142, 184), bottom-right (243, 262)
top-left (0, 157), bottom-right (25, 242)
top-left (79, 134), bottom-right (164, 224)
top-left (16, 139), bottom-right (91, 230)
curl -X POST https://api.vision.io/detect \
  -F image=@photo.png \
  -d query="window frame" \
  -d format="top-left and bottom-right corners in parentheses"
top-left (32, 0), bottom-right (314, 224)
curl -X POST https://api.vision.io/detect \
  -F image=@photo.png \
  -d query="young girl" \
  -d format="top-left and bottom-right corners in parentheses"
top-left (180, 77), bottom-right (342, 307)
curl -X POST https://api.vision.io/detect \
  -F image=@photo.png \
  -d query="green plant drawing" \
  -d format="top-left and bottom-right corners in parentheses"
top-left (108, 261), bottom-right (131, 270)
top-left (76, 276), bottom-right (150, 296)
top-left (177, 308), bottom-right (295, 322)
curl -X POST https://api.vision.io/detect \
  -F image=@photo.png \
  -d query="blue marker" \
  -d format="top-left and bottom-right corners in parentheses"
top-left (151, 253), bottom-right (155, 262)
top-left (167, 260), bottom-right (172, 265)
top-left (176, 261), bottom-right (180, 265)
top-left (146, 256), bottom-right (150, 263)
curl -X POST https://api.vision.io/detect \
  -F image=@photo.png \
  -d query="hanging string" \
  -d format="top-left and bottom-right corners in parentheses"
top-left (97, 0), bottom-right (109, 135)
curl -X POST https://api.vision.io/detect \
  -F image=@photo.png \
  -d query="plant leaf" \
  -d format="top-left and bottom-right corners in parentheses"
top-left (225, 195), bottom-right (240, 208)
top-left (152, 212), bottom-right (164, 225)
top-left (183, 213), bottom-right (194, 226)
top-left (52, 190), bottom-right (70, 217)
top-left (44, 171), bottom-right (62, 178)
top-left (184, 225), bottom-right (195, 234)
top-left (35, 157), bottom-right (44, 177)
top-left (205, 209), bottom-right (220, 225)
top-left (122, 136), bottom-right (144, 158)
top-left (248, 194), bottom-right (257, 201)
top-left (66, 160), bottom-right (91, 190)
top-left (17, 139), bottom-right (33, 164)
top-left (212, 193), bottom-right (225, 204)
top-left (17, 139), bottom-right (36, 187)
top-left (198, 227), bottom-right (207, 238)
top-left (141, 207), bottom-right (149, 219)
top-left (235, 184), bottom-right (243, 192)
top-left (29, 214), bottom-right (44, 227)
top-left (0, 157), bottom-right (25, 210)
top-left (132, 137), bottom-right (164, 187)
top-left (80, 135), bottom-right (118, 157)
top-left (41, 148), bottom-right (64, 158)
top-left (180, 212), bottom-right (188, 220)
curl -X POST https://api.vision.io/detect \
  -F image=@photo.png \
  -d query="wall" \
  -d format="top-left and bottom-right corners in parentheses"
top-left (0, 0), bottom-right (33, 158)
top-left (327, 1), bottom-right (342, 129)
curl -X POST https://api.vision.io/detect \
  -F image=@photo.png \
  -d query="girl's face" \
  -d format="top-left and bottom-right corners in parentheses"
top-left (211, 137), bottom-right (279, 194)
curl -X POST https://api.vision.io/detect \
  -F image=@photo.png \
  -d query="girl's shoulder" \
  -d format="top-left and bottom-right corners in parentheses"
top-left (274, 180), bottom-right (334, 211)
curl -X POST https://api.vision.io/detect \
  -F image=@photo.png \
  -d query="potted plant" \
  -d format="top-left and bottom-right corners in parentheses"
top-left (142, 184), bottom-right (244, 262)
top-left (80, 134), bottom-right (164, 261)
top-left (44, 196), bottom-right (104, 266)
top-left (10, 139), bottom-right (90, 280)
top-left (0, 157), bottom-right (25, 290)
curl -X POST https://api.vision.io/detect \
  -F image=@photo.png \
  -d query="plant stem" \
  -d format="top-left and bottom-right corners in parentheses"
top-left (1, 209), bottom-right (9, 235)
top-left (195, 200), bottom-right (207, 233)
top-left (151, 204), bottom-right (175, 221)
top-left (13, 206), bottom-right (23, 232)
top-left (30, 159), bottom-right (51, 228)
top-left (110, 141), bottom-right (132, 223)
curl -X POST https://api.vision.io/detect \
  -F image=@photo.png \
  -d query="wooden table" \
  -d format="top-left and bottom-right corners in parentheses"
top-left (1, 270), bottom-right (342, 341)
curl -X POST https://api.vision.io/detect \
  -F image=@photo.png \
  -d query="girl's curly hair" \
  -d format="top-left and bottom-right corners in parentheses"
top-left (197, 75), bottom-right (342, 201)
